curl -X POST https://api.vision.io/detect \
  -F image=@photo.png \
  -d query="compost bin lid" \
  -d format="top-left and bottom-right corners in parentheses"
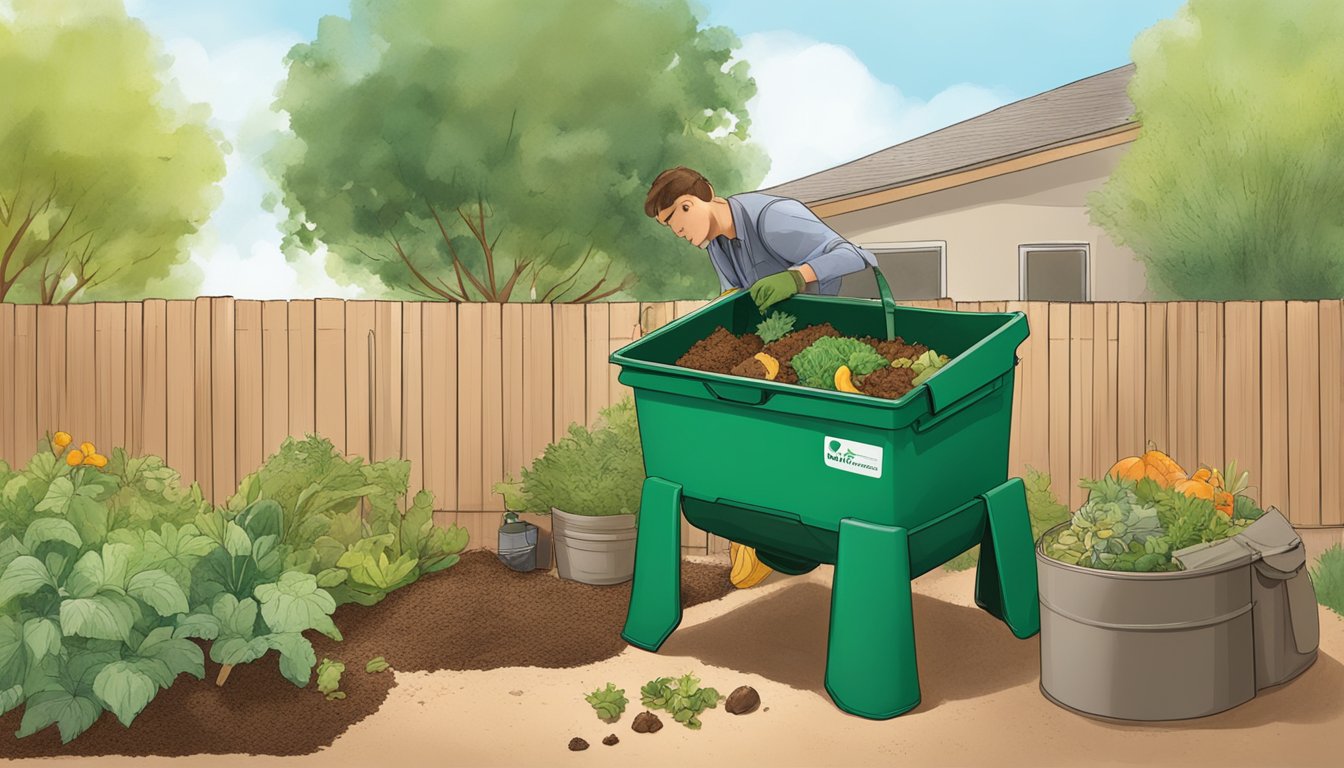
top-left (1172, 507), bottom-right (1302, 573)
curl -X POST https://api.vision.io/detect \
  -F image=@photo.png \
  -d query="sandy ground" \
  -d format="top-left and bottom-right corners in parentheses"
top-left (6, 557), bottom-right (1342, 768)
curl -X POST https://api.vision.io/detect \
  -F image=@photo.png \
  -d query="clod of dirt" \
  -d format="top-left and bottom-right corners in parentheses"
top-left (858, 365), bottom-right (917, 400)
top-left (762, 322), bottom-right (843, 365)
top-left (509, 690), bottom-right (523, 696)
top-left (632, 711), bottom-right (664, 733)
top-left (856, 335), bottom-right (929, 363)
top-left (730, 355), bottom-right (769, 379)
top-left (675, 327), bottom-right (763, 374)
top-left (764, 707), bottom-right (770, 713)
top-left (603, 734), bottom-right (619, 746)
top-left (726, 686), bottom-right (761, 715)
top-left (569, 737), bottom-right (589, 751)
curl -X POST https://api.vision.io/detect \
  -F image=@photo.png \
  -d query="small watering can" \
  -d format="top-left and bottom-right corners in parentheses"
top-left (497, 511), bottom-right (539, 572)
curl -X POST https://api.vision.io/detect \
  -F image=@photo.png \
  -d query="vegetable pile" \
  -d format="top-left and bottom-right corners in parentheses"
top-left (1043, 445), bottom-right (1265, 572)
top-left (675, 311), bottom-right (951, 400)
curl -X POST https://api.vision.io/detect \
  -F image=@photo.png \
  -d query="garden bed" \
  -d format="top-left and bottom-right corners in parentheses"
top-left (0, 550), bottom-right (732, 758)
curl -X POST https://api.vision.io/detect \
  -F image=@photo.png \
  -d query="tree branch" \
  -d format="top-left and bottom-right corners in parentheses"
top-left (542, 245), bottom-right (594, 303)
top-left (425, 199), bottom-right (489, 300)
top-left (384, 235), bottom-right (464, 302)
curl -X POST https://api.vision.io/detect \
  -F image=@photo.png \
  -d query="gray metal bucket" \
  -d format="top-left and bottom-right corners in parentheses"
top-left (551, 507), bottom-right (636, 585)
top-left (498, 517), bottom-right (539, 572)
top-left (1037, 507), bottom-right (1319, 721)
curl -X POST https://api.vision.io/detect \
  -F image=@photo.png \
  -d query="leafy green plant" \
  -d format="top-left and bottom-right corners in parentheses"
top-left (316, 658), bottom-right (345, 700)
top-left (639, 673), bottom-right (722, 729)
top-left (1047, 475), bottom-right (1166, 570)
top-left (792, 337), bottom-right (888, 390)
top-left (493, 396), bottom-right (643, 517)
top-left (755, 311), bottom-right (796, 345)
top-left (1310, 544), bottom-right (1344, 618)
top-left (365, 656), bottom-right (390, 673)
top-left (909, 350), bottom-right (951, 386)
top-left (584, 682), bottom-right (628, 722)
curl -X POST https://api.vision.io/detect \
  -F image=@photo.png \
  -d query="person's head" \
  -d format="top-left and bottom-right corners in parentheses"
top-left (645, 166), bottom-right (718, 248)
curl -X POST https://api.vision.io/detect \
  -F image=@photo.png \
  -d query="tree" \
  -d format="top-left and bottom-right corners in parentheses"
top-left (0, 0), bottom-right (227, 304)
top-left (267, 0), bottom-right (768, 302)
top-left (1088, 0), bottom-right (1344, 299)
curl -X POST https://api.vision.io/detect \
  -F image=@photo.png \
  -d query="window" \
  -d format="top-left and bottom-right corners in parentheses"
top-left (1019, 244), bottom-right (1089, 301)
top-left (839, 241), bottom-right (946, 300)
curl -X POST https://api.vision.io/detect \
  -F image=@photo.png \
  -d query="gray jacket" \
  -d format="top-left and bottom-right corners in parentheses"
top-left (706, 192), bottom-right (877, 295)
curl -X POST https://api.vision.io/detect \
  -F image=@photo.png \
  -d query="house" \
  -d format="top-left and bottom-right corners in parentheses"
top-left (762, 64), bottom-right (1149, 302)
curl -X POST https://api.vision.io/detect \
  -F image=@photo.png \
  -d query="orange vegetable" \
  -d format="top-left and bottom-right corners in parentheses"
top-left (1175, 477), bottom-right (1216, 502)
top-left (1107, 442), bottom-right (1187, 487)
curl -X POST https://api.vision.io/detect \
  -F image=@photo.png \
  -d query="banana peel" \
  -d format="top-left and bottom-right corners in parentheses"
top-left (730, 542), bottom-right (773, 588)
top-left (834, 365), bottom-right (862, 393)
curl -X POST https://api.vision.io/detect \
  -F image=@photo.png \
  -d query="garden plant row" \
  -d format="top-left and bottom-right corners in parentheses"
top-left (0, 431), bottom-right (468, 744)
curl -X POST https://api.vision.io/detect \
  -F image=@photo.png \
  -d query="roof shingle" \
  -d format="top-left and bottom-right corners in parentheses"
top-left (760, 64), bottom-right (1136, 205)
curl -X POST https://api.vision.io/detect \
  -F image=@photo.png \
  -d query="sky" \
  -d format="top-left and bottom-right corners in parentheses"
top-left (113, 0), bottom-right (1186, 299)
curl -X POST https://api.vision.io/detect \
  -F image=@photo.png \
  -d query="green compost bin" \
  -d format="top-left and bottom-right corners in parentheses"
top-left (612, 268), bottom-right (1040, 720)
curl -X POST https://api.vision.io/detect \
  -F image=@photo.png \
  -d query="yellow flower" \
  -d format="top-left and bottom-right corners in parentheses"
top-left (80, 442), bottom-right (96, 457)
top-left (53, 431), bottom-right (72, 449)
top-left (84, 453), bottom-right (108, 469)
top-left (66, 450), bottom-right (85, 467)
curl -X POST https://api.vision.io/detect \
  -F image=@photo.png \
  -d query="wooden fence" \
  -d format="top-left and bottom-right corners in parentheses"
top-left (1, 298), bottom-right (1341, 555)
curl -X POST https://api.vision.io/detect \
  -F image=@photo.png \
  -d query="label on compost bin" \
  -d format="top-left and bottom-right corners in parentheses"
top-left (823, 436), bottom-right (883, 478)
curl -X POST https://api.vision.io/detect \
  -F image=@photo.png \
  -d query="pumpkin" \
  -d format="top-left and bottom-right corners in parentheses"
top-left (1175, 477), bottom-right (1216, 502)
top-left (730, 542), bottom-right (773, 589)
top-left (834, 365), bottom-right (861, 394)
top-left (1214, 489), bottom-right (1234, 516)
top-left (1107, 442), bottom-right (1187, 487)
top-left (755, 352), bottom-right (780, 381)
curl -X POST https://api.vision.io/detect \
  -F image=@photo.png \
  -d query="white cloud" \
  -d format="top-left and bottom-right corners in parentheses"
top-left (152, 32), bottom-right (365, 299)
top-left (734, 31), bottom-right (1013, 187)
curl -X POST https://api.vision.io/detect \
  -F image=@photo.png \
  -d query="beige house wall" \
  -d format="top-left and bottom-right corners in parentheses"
top-left (823, 144), bottom-right (1152, 301)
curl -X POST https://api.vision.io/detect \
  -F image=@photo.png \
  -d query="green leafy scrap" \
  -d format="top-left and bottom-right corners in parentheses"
top-left (755, 311), bottom-right (797, 345)
top-left (316, 658), bottom-right (346, 700)
top-left (792, 337), bottom-right (889, 390)
top-left (639, 673), bottom-right (723, 729)
top-left (584, 682), bottom-right (628, 722)
top-left (365, 656), bottom-right (390, 673)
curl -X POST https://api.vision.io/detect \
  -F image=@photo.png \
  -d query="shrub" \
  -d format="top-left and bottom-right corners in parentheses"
top-left (1311, 544), bottom-right (1344, 618)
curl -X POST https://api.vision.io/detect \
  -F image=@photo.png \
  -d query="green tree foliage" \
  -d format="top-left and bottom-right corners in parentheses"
top-left (1089, 0), bottom-right (1344, 299)
top-left (268, 0), bottom-right (768, 302)
top-left (0, 0), bottom-right (227, 303)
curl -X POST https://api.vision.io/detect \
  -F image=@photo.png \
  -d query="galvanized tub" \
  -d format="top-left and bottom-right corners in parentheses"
top-left (1037, 507), bottom-right (1318, 721)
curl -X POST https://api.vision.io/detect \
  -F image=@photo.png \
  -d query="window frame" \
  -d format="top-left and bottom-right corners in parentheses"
top-left (1018, 242), bottom-right (1091, 301)
top-left (859, 240), bottom-right (947, 299)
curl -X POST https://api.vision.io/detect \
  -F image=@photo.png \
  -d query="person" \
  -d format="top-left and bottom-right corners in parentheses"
top-left (643, 167), bottom-right (878, 589)
top-left (644, 166), bottom-right (878, 312)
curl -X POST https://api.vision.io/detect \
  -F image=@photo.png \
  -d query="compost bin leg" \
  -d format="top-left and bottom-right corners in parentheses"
top-left (824, 518), bottom-right (920, 719)
top-left (974, 477), bottom-right (1040, 639)
top-left (620, 477), bottom-right (683, 652)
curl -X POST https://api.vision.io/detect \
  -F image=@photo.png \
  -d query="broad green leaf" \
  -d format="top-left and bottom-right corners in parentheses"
top-left (34, 476), bottom-right (76, 514)
top-left (315, 567), bottom-right (348, 588)
top-left (66, 648), bottom-right (121, 693)
top-left (0, 536), bottom-right (28, 572)
top-left (66, 546), bottom-right (133, 599)
top-left (0, 556), bottom-right (56, 606)
top-left (264, 632), bottom-right (316, 687)
top-left (0, 684), bottom-right (21, 716)
top-left (66, 495), bottom-right (111, 548)
top-left (339, 548), bottom-right (417, 593)
top-left (172, 611), bottom-right (221, 641)
top-left (22, 518), bottom-right (82, 554)
top-left (399, 491), bottom-right (435, 556)
top-left (0, 617), bottom-right (25, 689)
top-left (419, 553), bottom-right (460, 575)
top-left (136, 627), bottom-right (204, 683)
top-left (223, 523), bottom-right (253, 558)
top-left (93, 661), bottom-right (158, 727)
top-left (23, 618), bottom-right (61, 660)
top-left (127, 570), bottom-right (190, 617)
top-left (17, 690), bottom-right (103, 743)
top-left (211, 635), bottom-right (270, 666)
top-left (236, 499), bottom-right (284, 542)
top-left (211, 594), bottom-right (259, 639)
top-left (254, 572), bottom-right (341, 641)
top-left (60, 595), bottom-right (137, 642)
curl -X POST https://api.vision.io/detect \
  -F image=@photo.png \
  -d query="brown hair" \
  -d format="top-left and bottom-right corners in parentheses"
top-left (644, 166), bottom-right (712, 218)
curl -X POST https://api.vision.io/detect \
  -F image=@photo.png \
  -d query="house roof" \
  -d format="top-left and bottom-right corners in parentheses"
top-left (760, 64), bottom-right (1137, 207)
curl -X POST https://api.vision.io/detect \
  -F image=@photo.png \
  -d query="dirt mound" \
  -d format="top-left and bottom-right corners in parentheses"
top-left (859, 365), bottom-right (917, 399)
top-left (676, 327), bottom-right (764, 374)
top-left (0, 551), bottom-right (733, 759)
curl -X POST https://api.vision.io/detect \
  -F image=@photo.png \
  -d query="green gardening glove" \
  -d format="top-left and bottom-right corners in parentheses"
top-left (749, 269), bottom-right (805, 312)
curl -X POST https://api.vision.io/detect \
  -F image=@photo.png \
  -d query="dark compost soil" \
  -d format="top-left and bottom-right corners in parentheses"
top-left (1, 551), bottom-right (733, 759)
top-left (675, 321), bottom-right (932, 398)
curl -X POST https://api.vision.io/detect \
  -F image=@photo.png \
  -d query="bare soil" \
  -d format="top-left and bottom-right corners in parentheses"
top-left (0, 551), bottom-right (733, 759)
